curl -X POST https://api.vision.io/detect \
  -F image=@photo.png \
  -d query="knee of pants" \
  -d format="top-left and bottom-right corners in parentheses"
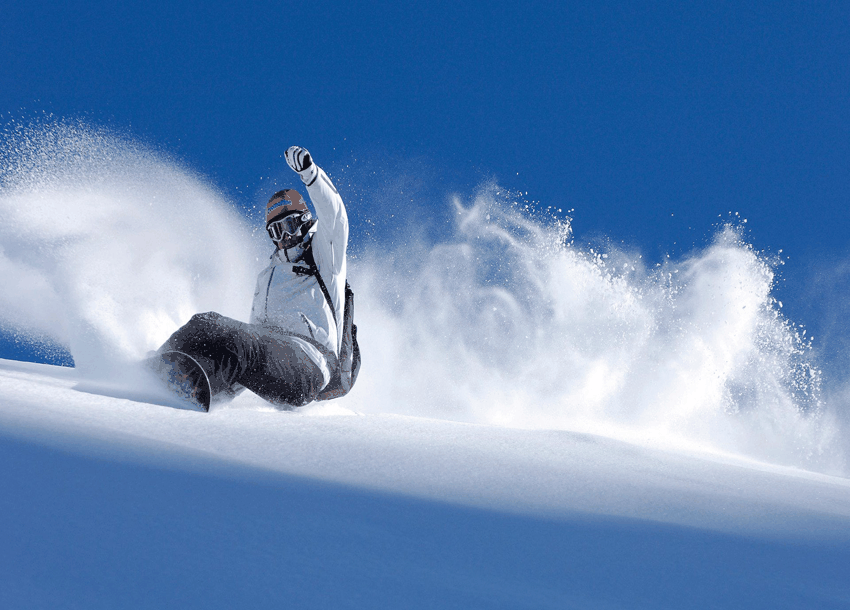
top-left (188, 311), bottom-right (223, 328)
top-left (162, 312), bottom-right (230, 355)
top-left (184, 312), bottom-right (233, 342)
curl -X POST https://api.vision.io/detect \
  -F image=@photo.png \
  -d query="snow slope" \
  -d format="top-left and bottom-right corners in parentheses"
top-left (1, 358), bottom-right (849, 609)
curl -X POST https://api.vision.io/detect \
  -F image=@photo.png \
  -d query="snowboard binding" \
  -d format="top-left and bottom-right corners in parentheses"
top-left (148, 350), bottom-right (212, 412)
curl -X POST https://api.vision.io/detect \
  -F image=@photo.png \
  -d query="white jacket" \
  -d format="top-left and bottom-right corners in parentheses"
top-left (250, 166), bottom-right (349, 359)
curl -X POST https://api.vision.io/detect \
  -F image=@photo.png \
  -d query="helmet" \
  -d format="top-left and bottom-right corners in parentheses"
top-left (265, 189), bottom-right (314, 249)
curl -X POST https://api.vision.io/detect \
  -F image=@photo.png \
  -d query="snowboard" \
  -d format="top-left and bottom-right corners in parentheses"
top-left (147, 350), bottom-right (212, 412)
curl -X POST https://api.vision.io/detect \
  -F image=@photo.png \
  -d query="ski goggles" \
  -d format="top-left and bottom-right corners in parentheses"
top-left (266, 212), bottom-right (312, 241)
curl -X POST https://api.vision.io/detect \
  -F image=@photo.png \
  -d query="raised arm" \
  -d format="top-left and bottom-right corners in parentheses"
top-left (285, 145), bottom-right (349, 274)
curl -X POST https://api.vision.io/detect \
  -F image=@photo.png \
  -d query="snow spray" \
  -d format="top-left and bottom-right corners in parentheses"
top-left (0, 119), bottom-right (260, 376)
top-left (0, 120), bottom-right (844, 473)
top-left (346, 187), bottom-right (843, 474)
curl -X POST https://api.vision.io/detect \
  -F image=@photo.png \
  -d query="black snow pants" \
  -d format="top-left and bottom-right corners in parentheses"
top-left (158, 312), bottom-right (331, 408)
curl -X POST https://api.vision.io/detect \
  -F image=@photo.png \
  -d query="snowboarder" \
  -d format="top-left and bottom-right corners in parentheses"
top-left (149, 146), bottom-right (352, 411)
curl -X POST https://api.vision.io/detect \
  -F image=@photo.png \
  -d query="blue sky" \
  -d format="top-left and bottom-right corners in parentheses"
top-left (2, 0), bottom-right (849, 363)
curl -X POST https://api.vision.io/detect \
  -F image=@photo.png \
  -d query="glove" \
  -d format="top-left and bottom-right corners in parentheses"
top-left (285, 146), bottom-right (318, 184)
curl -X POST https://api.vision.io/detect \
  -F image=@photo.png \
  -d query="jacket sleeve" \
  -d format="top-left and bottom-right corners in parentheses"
top-left (305, 166), bottom-right (348, 350)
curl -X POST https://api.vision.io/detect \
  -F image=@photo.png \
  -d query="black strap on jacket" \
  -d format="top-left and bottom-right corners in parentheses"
top-left (290, 242), bottom-right (359, 402)
top-left (291, 245), bottom-right (336, 324)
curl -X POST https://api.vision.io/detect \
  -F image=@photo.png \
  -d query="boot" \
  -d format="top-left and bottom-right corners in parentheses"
top-left (147, 350), bottom-right (212, 412)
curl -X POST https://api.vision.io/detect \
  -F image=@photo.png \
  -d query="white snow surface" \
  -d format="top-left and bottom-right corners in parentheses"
top-left (1, 358), bottom-right (849, 609)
